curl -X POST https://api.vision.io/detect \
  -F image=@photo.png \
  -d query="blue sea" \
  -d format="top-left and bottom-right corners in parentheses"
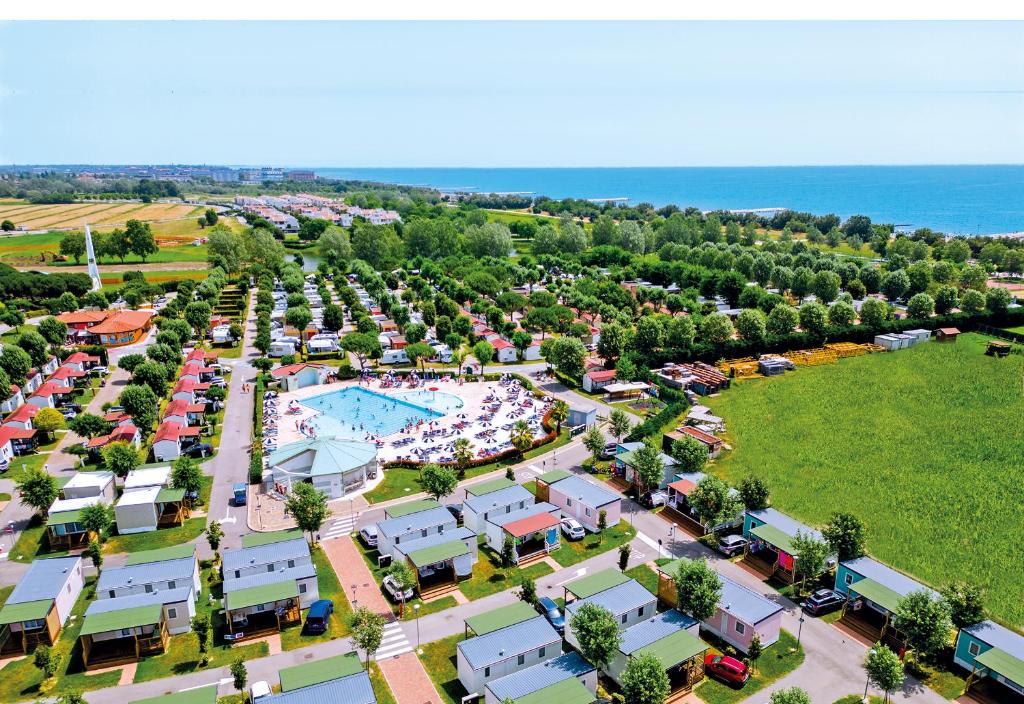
top-left (312, 165), bottom-right (1024, 236)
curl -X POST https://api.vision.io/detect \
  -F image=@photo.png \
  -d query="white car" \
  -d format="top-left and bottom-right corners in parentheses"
top-left (382, 574), bottom-right (414, 603)
top-left (359, 525), bottom-right (378, 548)
top-left (249, 681), bottom-right (271, 703)
top-left (560, 517), bottom-right (585, 541)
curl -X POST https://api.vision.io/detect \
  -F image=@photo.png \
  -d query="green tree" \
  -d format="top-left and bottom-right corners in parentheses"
top-left (119, 383), bottom-right (159, 431)
top-left (80, 502), bottom-right (114, 542)
top-left (471, 340), bottom-right (494, 376)
top-left (798, 301), bottom-right (828, 339)
top-left (1, 219), bottom-right (14, 232)
top-left (205, 520), bottom-right (223, 552)
top-left (204, 208), bottom-right (218, 226)
top-left (510, 419), bottom-right (534, 457)
top-left (582, 425), bottom-right (605, 463)
top-left (688, 475), bottom-right (741, 528)
top-left (986, 287), bottom-right (1012, 314)
top-left (171, 457), bottom-right (204, 502)
top-left (342, 332), bottom-right (382, 371)
top-left (284, 482), bottom-right (329, 544)
top-left (769, 687), bottom-right (813, 704)
top-left (15, 466), bottom-right (58, 517)
top-left (735, 308), bottom-right (767, 343)
top-left (812, 270), bottom-right (842, 304)
top-left (629, 441), bottom-right (665, 494)
top-left (747, 633), bottom-right (763, 673)
top-left (791, 530), bottom-right (830, 588)
top-left (674, 558), bottom-right (722, 621)
top-left (59, 232), bottom-right (86, 264)
top-left (102, 441), bottom-right (140, 478)
top-left (959, 288), bottom-right (986, 314)
top-left (34, 407), bottom-right (66, 441)
top-left (84, 539), bottom-right (103, 569)
top-left (864, 646), bottom-right (905, 704)
top-left (192, 613), bottom-right (212, 657)
top-left (0, 345), bottom-right (32, 381)
top-left (549, 400), bottom-right (569, 433)
top-left (385, 561), bottom-right (416, 617)
top-left (34, 643), bottom-right (57, 678)
top-left (880, 269), bottom-right (910, 301)
top-left (230, 657), bottom-right (248, 693)
top-left (349, 607), bottom-right (387, 667)
top-left (621, 652), bottom-right (670, 704)
top-left (420, 463), bottom-right (458, 501)
top-left (766, 305), bottom-right (799, 336)
top-left (738, 476), bottom-right (770, 511)
top-left (453, 437), bottom-right (473, 478)
top-left (132, 360), bottom-right (168, 396)
top-left (38, 317), bottom-right (69, 346)
top-left (859, 298), bottom-right (890, 329)
top-left (568, 603), bottom-right (621, 670)
top-left (670, 436), bottom-right (708, 474)
top-left (699, 313), bottom-right (734, 345)
top-left (941, 581), bottom-right (985, 629)
top-left (618, 543), bottom-right (632, 570)
top-left (822, 512), bottom-right (867, 562)
top-left (18, 330), bottom-right (50, 368)
top-left (184, 301), bottom-right (213, 338)
top-left (125, 219), bottom-right (158, 262)
top-left (518, 576), bottom-right (538, 605)
top-left (934, 286), bottom-right (959, 315)
top-left (608, 408), bottom-right (631, 443)
top-left (540, 336), bottom-right (587, 378)
top-left (828, 300), bottom-right (857, 327)
top-left (907, 293), bottom-right (934, 319)
top-left (501, 533), bottom-right (516, 568)
top-left (893, 590), bottom-right (953, 660)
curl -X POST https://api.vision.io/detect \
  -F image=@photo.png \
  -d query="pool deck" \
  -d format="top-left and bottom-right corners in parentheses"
top-left (270, 377), bottom-right (551, 465)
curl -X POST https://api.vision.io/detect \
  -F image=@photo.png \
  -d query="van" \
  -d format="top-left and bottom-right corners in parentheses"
top-left (233, 483), bottom-right (247, 506)
top-left (304, 599), bottom-right (334, 634)
top-left (381, 349), bottom-right (409, 365)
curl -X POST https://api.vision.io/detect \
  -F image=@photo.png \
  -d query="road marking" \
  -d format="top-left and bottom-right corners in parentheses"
top-left (528, 465), bottom-right (543, 474)
top-left (555, 567), bottom-right (587, 586)
top-left (375, 622), bottom-right (413, 658)
top-left (322, 514), bottom-right (358, 541)
top-left (180, 677), bottom-right (233, 691)
top-left (637, 532), bottom-right (661, 551)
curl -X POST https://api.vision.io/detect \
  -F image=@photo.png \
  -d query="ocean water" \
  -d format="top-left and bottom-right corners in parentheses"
top-left (313, 165), bottom-right (1024, 235)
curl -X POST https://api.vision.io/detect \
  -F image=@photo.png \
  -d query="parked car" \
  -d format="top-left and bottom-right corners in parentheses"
top-left (803, 588), bottom-right (846, 616)
top-left (90, 366), bottom-right (108, 375)
top-left (536, 596), bottom-right (565, 635)
top-left (599, 443), bottom-right (617, 460)
top-left (249, 681), bottom-right (272, 703)
top-left (61, 408), bottom-right (77, 420)
top-left (445, 502), bottom-right (464, 524)
top-left (639, 491), bottom-right (667, 509)
top-left (359, 525), bottom-right (378, 548)
top-left (61, 403), bottom-right (82, 413)
top-left (233, 483), bottom-right (247, 506)
top-left (185, 442), bottom-right (214, 458)
top-left (209, 376), bottom-right (227, 387)
top-left (560, 517), bottom-right (585, 541)
top-left (704, 654), bottom-right (750, 686)
top-left (717, 534), bottom-right (749, 557)
top-left (382, 574), bottom-right (414, 603)
top-left (304, 599), bottom-right (334, 634)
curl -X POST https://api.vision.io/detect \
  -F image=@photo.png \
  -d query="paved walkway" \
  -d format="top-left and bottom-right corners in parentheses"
top-left (378, 653), bottom-right (443, 704)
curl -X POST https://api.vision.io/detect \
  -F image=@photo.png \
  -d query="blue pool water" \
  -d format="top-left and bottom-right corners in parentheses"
top-left (397, 390), bottom-right (465, 414)
top-left (300, 387), bottom-right (455, 439)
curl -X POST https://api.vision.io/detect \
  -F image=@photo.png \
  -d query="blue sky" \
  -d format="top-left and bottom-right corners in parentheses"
top-left (1, 21), bottom-right (1022, 166)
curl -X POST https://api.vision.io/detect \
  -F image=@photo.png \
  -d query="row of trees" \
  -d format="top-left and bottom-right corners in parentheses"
top-left (59, 219), bottom-right (158, 264)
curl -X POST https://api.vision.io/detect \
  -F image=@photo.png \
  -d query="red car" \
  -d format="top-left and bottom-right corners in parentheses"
top-left (704, 654), bottom-right (750, 686)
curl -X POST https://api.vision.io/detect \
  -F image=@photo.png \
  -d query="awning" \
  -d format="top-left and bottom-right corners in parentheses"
top-left (408, 540), bottom-right (469, 568)
top-left (848, 578), bottom-right (902, 615)
top-left (279, 652), bottom-right (363, 692)
top-left (749, 522), bottom-right (797, 556)
top-left (224, 580), bottom-right (299, 611)
top-left (46, 509), bottom-right (86, 527)
top-left (465, 602), bottom-right (536, 636)
top-left (130, 686), bottom-right (218, 704)
top-left (667, 479), bottom-right (696, 496)
top-left (566, 569), bottom-right (631, 599)
top-left (156, 487), bottom-right (186, 503)
top-left (975, 647), bottom-right (1024, 687)
top-left (504, 512), bottom-right (559, 539)
top-left (0, 598), bottom-right (53, 625)
top-left (515, 678), bottom-right (594, 704)
top-left (635, 627), bottom-right (707, 669)
top-left (81, 604), bottom-right (164, 636)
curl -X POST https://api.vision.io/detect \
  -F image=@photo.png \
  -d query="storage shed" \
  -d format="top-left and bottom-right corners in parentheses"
top-left (566, 403), bottom-right (598, 429)
top-left (874, 334), bottom-right (901, 351)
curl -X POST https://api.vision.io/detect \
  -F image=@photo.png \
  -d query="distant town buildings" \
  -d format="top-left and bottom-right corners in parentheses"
top-left (235, 193), bottom-right (400, 231)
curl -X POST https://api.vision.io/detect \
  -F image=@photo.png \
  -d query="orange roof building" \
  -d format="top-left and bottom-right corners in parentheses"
top-left (86, 310), bottom-right (154, 347)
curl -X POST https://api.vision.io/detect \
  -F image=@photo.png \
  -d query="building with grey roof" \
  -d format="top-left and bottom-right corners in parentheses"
top-left (484, 651), bottom-right (596, 704)
top-left (542, 474), bottom-right (621, 532)
top-left (86, 586), bottom-right (196, 635)
top-left (98, 556), bottom-right (200, 598)
top-left (605, 610), bottom-right (707, 692)
top-left (462, 484), bottom-right (534, 532)
top-left (565, 579), bottom-right (657, 653)
top-left (376, 507), bottom-right (457, 559)
top-left (261, 671), bottom-right (376, 704)
top-left (457, 615), bottom-right (561, 695)
top-left (0, 556), bottom-right (83, 654)
top-left (222, 537), bottom-right (312, 578)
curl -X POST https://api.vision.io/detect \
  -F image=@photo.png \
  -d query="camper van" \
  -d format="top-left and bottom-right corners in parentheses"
top-left (269, 338), bottom-right (299, 357)
top-left (431, 344), bottom-right (454, 363)
top-left (381, 349), bottom-right (410, 365)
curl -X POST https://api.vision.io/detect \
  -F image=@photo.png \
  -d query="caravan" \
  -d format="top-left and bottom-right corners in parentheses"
top-left (269, 337), bottom-right (300, 357)
top-left (381, 348), bottom-right (410, 365)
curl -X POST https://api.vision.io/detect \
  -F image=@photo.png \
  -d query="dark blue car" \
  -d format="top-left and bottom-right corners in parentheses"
top-left (536, 596), bottom-right (565, 635)
top-left (304, 600), bottom-right (334, 634)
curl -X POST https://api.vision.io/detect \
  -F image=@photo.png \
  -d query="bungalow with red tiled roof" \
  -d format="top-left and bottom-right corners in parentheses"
top-left (0, 384), bottom-right (24, 414)
top-left (162, 399), bottom-right (207, 427)
top-left (491, 338), bottom-right (517, 364)
top-left (179, 362), bottom-right (216, 384)
top-left (103, 410), bottom-right (134, 427)
top-left (662, 426), bottom-right (723, 458)
top-left (28, 382), bottom-right (74, 409)
top-left (0, 424), bottom-right (38, 459)
top-left (86, 310), bottom-right (154, 347)
top-left (4, 403), bottom-right (39, 430)
top-left (61, 352), bottom-right (102, 373)
top-left (152, 421), bottom-right (203, 462)
top-left (185, 349), bottom-right (217, 364)
top-left (171, 378), bottom-right (210, 404)
top-left (271, 363), bottom-right (328, 392)
top-left (22, 369), bottom-right (44, 395)
top-left (85, 424), bottom-right (142, 459)
top-left (49, 366), bottom-right (88, 387)
top-left (57, 310), bottom-right (108, 331)
top-left (582, 369), bottom-right (616, 393)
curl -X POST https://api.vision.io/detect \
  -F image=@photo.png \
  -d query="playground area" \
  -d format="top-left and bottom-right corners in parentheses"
top-left (270, 375), bottom-right (553, 465)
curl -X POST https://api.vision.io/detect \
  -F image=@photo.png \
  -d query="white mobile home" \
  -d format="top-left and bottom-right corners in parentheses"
top-left (376, 502), bottom-right (456, 559)
top-left (0, 556), bottom-right (84, 655)
top-left (457, 615), bottom-right (561, 695)
top-left (61, 471), bottom-right (116, 502)
top-left (565, 578), bottom-right (658, 652)
top-left (483, 651), bottom-right (596, 704)
top-left (462, 481), bottom-right (534, 532)
top-left (380, 349), bottom-right (409, 365)
top-left (96, 545), bottom-right (201, 636)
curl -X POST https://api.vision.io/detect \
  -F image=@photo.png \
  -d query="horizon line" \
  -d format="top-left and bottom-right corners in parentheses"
top-left (5, 162), bottom-right (1024, 170)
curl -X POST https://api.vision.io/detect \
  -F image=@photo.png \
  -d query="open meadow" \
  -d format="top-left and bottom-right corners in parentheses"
top-left (0, 201), bottom-right (199, 231)
top-left (706, 333), bottom-right (1024, 627)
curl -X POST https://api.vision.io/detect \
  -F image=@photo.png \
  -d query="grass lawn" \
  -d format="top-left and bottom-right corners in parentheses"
top-left (279, 545), bottom-right (353, 651)
top-left (695, 630), bottom-right (805, 704)
top-left (624, 563), bottom-right (660, 595)
top-left (1001, 324), bottom-right (1024, 334)
top-left (104, 517), bottom-right (207, 554)
top-left (909, 660), bottom-right (968, 699)
top-left (9, 514), bottom-right (64, 563)
top-left (368, 662), bottom-right (397, 704)
top-left (0, 577), bottom-right (123, 702)
top-left (548, 519), bottom-right (636, 568)
top-left (364, 429), bottom-right (570, 504)
top-left (133, 561), bottom-right (267, 683)
top-left (706, 333), bottom-right (1024, 628)
top-left (458, 546), bottom-right (553, 601)
top-left (834, 697), bottom-right (886, 704)
top-left (418, 633), bottom-right (466, 704)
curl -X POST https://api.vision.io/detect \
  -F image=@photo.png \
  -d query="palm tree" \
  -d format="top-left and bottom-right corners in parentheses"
top-left (510, 420), bottom-right (533, 458)
top-left (453, 438), bottom-right (473, 478)
top-left (550, 400), bottom-right (569, 433)
top-left (452, 349), bottom-right (468, 378)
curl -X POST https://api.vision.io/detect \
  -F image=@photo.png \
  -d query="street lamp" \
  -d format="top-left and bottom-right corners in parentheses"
top-left (796, 614), bottom-right (805, 648)
top-left (413, 603), bottom-right (422, 654)
top-left (863, 648), bottom-right (876, 703)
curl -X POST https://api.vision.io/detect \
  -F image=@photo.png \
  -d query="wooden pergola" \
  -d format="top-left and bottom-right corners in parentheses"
top-left (80, 604), bottom-right (168, 669)
top-left (0, 599), bottom-right (61, 655)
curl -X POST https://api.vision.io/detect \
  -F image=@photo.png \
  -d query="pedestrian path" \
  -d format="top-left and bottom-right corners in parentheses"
top-left (321, 513), bottom-right (358, 541)
top-left (375, 620), bottom-right (412, 659)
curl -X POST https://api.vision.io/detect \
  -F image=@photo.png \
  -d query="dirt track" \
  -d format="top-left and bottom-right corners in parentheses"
top-left (12, 261), bottom-right (208, 273)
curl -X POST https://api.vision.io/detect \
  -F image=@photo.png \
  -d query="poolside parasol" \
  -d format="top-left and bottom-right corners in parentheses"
top-left (429, 386), bottom-right (439, 400)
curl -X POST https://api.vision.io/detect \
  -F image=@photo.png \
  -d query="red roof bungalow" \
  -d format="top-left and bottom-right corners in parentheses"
top-left (171, 378), bottom-right (210, 404)
top-left (185, 349), bottom-right (217, 364)
top-left (50, 366), bottom-right (88, 386)
top-left (152, 421), bottom-right (203, 462)
top-left (582, 369), bottom-right (616, 393)
top-left (85, 424), bottom-right (141, 457)
top-left (663, 426), bottom-right (724, 458)
top-left (0, 424), bottom-right (38, 457)
top-left (28, 382), bottom-right (74, 409)
top-left (501, 511), bottom-right (561, 565)
top-left (56, 310), bottom-right (109, 331)
top-left (1, 384), bottom-right (24, 414)
top-left (491, 338), bottom-right (518, 363)
top-left (180, 362), bottom-right (216, 383)
top-left (62, 352), bottom-right (101, 372)
top-left (162, 399), bottom-right (207, 427)
top-left (4, 403), bottom-right (39, 430)
top-left (103, 410), bottom-right (134, 426)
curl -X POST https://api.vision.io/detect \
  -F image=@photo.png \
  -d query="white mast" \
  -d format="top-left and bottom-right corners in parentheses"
top-left (84, 224), bottom-right (102, 292)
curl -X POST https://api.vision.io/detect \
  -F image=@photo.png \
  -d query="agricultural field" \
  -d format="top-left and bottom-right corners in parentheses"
top-left (0, 201), bottom-right (199, 231)
top-left (706, 333), bottom-right (1024, 627)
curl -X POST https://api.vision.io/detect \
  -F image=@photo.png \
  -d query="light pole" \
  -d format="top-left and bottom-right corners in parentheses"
top-left (796, 614), bottom-right (805, 648)
top-left (413, 603), bottom-right (422, 654)
top-left (863, 648), bottom-right (876, 703)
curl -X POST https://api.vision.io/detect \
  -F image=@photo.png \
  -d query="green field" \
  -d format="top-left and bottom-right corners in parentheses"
top-left (706, 334), bottom-right (1024, 627)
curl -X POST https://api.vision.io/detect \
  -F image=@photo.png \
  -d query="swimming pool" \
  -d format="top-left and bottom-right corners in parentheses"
top-left (300, 387), bottom-right (458, 440)
top-left (397, 390), bottom-right (465, 414)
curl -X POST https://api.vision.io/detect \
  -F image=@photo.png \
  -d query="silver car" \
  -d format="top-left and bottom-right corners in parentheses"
top-left (359, 525), bottom-right (378, 548)
top-left (560, 517), bottom-right (586, 540)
